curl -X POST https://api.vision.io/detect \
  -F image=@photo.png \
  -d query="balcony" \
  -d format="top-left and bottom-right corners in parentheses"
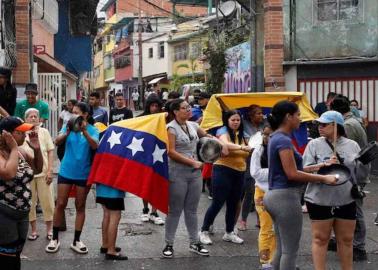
top-left (32, 0), bottom-right (59, 34)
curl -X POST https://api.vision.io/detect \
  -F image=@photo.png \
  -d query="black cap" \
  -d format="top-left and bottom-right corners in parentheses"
top-left (0, 116), bottom-right (33, 133)
top-left (198, 92), bottom-right (211, 99)
top-left (25, 83), bottom-right (38, 94)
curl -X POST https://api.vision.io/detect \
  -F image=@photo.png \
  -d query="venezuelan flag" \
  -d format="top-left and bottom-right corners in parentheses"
top-left (88, 113), bottom-right (169, 213)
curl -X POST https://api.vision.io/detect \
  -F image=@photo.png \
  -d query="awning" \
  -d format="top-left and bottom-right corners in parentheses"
top-left (148, 77), bottom-right (165, 84)
top-left (34, 54), bottom-right (78, 81)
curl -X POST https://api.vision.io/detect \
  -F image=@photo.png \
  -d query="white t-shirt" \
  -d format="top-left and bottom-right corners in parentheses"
top-left (59, 110), bottom-right (74, 126)
top-left (162, 91), bottom-right (169, 100)
top-left (132, 92), bottom-right (140, 101)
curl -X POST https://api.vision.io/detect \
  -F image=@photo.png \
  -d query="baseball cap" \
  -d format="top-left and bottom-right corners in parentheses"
top-left (315, 110), bottom-right (344, 126)
top-left (198, 92), bottom-right (211, 99)
top-left (25, 83), bottom-right (38, 94)
top-left (0, 117), bottom-right (34, 133)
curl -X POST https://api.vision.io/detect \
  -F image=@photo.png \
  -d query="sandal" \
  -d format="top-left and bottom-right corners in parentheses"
top-left (28, 233), bottom-right (39, 241)
top-left (45, 239), bottom-right (60, 253)
top-left (105, 253), bottom-right (128, 260)
top-left (70, 241), bottom-right (88, 254)
top-left (100, 246), bottom-right (121, 254)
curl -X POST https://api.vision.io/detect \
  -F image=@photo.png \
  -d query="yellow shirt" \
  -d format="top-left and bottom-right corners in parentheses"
top-left (214, 134), bottom-right (249, 171)
top-left (21, 127), bottom-right (55, 178)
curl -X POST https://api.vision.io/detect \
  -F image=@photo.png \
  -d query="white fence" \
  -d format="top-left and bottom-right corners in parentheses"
top-left (299, 77), bottom-right (378, 122)
top-left (38, 73), bottom-right (62, 138)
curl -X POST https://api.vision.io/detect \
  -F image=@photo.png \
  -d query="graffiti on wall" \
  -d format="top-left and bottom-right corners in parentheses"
top-left (223, 42), bottom-right (251, 93)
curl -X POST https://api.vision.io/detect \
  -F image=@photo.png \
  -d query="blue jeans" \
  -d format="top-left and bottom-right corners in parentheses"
top-left (201, 165), bottom-right (244, 233)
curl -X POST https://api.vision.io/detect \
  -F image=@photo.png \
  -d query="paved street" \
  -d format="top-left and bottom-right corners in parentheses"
top-left (22, 177), bottom-right (378, 270)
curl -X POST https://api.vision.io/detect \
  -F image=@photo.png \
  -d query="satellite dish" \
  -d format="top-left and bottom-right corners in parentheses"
top-left (218, 1), bottom-right (237, 19)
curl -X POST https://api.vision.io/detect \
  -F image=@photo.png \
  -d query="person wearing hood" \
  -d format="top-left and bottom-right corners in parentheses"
top-left (0, 67), bottom-right (17, 117)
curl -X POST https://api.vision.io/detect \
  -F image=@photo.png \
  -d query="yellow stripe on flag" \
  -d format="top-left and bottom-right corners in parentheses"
top-left (111, 113), bottom-right (168, 145)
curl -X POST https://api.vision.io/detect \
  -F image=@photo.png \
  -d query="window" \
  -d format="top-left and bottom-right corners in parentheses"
top-left (174, 43), bottom-right (188, 61)
top-left (159, 42), bottom-right (165, 58)
top-left (114, 54), bottom-right (131, 69)
top-left (191, 42), bottom-right (202, 59)
top-left (315, 0), bottom-right (361, 22)
top-left (104, 54), bottom-right (112, 69)
top-left (148, 47), bottom-right (153, 58)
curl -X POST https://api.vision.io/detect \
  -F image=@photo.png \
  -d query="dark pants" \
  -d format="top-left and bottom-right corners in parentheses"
top-left (0, 204), bottom-right (29, 270)
top-left (241, 176), bottom-right (255, 221)
top-left (202, 165), bottom-right (244, 233)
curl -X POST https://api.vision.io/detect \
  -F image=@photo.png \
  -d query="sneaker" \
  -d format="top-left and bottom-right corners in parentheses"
top-left (70, 241), bottom-right (88, 254)
top-left (374, 214), bottom-right (378, 225)
top-left (149, 214), bottom-right (165, 225)
top-left (199, 231), bottom-right (213, 245)
top-left (162, 245), bottom-right (174, 258)
top-left (353, 248), bottom-right (368, 261)
top-left (208, 195), bottom-right (213, 200)
top-left (209, 225), bottom-right (214, 235)
top-left (327, 237), bottom-right (337, 252)
top-left (141, 214), bottom-right (149, 222)
top-left (223, 231), bottom-right (244, 244)
top-left (45, 239), bottom-right (60, 253)
top-left (189, 243), bottom-right (209, 256)
top-left (238, 220), bottom-right (247, 231)
top-left (261, 263), bottom-right (273, 270)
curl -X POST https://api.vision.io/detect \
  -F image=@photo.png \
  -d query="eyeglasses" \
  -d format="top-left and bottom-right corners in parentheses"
top-left (180, 105), bottom-right (192, 112)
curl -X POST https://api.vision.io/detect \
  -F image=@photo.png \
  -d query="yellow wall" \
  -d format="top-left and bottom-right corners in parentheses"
top-left (94, 50), bottom-right (106, 89)
top-left (102, 14), bottom-right (117, 54)
top-left (171, 35), bottom-right (207, 77)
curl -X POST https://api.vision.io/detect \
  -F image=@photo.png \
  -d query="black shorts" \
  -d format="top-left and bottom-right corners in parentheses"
top-left (96, 197), bottom-right (125, 211)
top-left (58, 175), bottom-right (87, 187)
top-left (306, 201), bottom-right (356, 221)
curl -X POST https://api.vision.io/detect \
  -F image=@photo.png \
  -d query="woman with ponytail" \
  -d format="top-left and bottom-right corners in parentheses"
top-left (46, 102), bottom-right (99, 254)
top-left (264, 100), bottom-right (337, 270)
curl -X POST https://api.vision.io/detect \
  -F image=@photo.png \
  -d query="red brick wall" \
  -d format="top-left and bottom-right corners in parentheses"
top-left (13, 0), bottom-right (31, 84)
top-left (118, 0), bottom-right (207, 17)
top-left (263, 0), bottom-right (285, 91)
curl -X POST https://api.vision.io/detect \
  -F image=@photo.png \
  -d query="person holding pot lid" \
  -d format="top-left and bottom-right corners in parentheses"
top-left (46, 102), bottom-right (99, 254)
top-left (303, 110), bottom-right (370, 270)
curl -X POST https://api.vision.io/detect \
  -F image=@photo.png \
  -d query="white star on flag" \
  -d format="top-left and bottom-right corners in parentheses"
top-left (152, 144), bottom-right (166, 164)
top-left (126, 137), bottom-right (144, 156)
top-left (107, 131), bottom-right (122, 149)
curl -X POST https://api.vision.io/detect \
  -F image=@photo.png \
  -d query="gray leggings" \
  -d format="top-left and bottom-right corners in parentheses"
top-left (264, 188), bottom-right (303, 270)
top-left (165, 169), bottom-right (202, 245)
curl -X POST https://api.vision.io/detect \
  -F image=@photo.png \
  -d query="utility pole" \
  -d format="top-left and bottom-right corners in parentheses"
top-left (250, 0), bottom-right (257, 92)
top-left (138, 0), bottom-right (143, 106)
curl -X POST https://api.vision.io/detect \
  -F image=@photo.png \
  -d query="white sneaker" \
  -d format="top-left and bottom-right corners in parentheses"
top-left (141, 214), bottom-right (149, 222)
top-left (45, 239), bottom-right (60, 253)
top-left (70, 241), bottom-right (88, 254)
top-left (150, 214), bottom-right (165, 225)
top-left (222, 231), bottom-right (244, 244)
top-left (199, 231), bottom-right (213, 245)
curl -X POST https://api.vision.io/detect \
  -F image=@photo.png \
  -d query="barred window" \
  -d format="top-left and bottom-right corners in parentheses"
top-left (316, 0), bottom-right (361, 22)
top-left (174, 43), bottom-right (188, 61)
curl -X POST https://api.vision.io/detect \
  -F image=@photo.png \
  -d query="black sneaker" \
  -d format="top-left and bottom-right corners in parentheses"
top-left (162, 245), bottom-right (174, 258)
top-left (374, 214), bottom-right (378, 226)
top-left (353, 248), bottom-right (368, 261)
top-left (327, 238), bottom-right (337, 252)
top-left (189, 243), bottom-right (209, 256)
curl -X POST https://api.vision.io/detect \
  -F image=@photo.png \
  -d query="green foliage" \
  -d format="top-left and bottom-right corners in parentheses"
top-left (204, 27), bottom-right (250, 94)
top-left (169, 74), bottom-right (193, 92)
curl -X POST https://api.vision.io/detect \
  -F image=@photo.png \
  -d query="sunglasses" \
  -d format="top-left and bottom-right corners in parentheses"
top-left (318, 123), bottom-right (333, 128)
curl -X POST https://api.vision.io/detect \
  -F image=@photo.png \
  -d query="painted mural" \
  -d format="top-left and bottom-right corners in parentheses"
top-left (223, 42), bottom-right (251, 93)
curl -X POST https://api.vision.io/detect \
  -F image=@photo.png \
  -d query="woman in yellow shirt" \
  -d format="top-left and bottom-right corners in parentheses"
top-left (199, 110), bottom-right (251, 245)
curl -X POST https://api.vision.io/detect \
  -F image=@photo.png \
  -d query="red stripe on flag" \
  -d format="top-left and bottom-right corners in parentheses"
top-left (88, 153), bottom-right (169, 214)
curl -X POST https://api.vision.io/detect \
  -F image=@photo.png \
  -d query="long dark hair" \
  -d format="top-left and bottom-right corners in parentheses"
top-left (222, 110), bottom-right (244, 145)
top-left (168, 98), bottom-right (185, 119)
top-left (140, 95), bottom-right (163, 116)
top-left (267, 101), bottom-right (299, 131)
top-left (75, 102), bottom-right (95, 125)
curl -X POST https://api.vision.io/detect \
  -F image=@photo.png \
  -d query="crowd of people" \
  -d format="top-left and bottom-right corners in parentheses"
top-left (0, 66), bottom-right (375, 270)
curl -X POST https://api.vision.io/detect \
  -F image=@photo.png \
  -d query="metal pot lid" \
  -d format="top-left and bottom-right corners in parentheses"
top-left (317, 163), bottom-right (351, 186)
top-left (198, 137), bottom-right (222, 163)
